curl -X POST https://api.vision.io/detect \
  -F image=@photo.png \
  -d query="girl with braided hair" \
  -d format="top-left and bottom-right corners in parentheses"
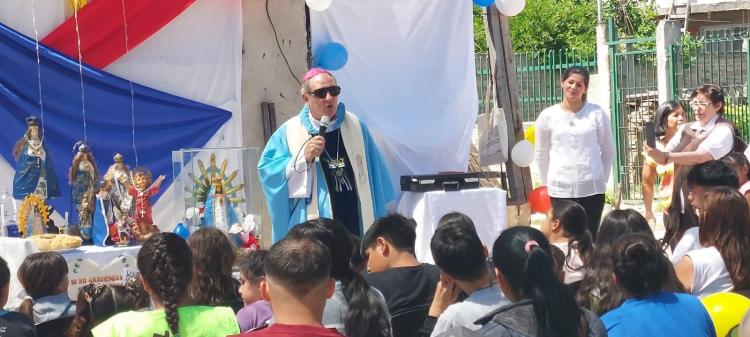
top-left (66, 281), bottom-right (148, 337)
top-left (92, 233), bottom-right (240, 337)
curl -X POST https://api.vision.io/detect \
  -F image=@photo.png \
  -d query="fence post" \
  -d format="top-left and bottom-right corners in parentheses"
top-left (656, 20), bottom-right (682, 103)
top-left (596, 22), bottom-right (611, 114)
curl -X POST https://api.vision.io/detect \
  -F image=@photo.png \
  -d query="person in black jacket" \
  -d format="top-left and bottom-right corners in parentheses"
top-left (0, 256), bottom-right (36, 337)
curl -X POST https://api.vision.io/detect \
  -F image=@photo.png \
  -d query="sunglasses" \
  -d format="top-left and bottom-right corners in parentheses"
top-left (309, 85), bottom-right (341, 99)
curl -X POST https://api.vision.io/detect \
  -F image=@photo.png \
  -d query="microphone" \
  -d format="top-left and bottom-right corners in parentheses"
top-left (319, 115), bottom-right (331, 136)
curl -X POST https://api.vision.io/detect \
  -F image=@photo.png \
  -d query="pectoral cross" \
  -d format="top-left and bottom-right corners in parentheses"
top-left (328, 158), bottom-right (352, 192)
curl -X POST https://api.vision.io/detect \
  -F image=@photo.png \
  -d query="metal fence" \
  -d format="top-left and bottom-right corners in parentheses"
top-left (514, 50), bottom-right (598, 122)
top-left (475, 50), bottom-right (597, 121)
top-left (670, 36), bottom-right (750, 143)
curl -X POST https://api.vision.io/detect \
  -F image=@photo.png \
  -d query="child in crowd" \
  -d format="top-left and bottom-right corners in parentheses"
top-left (602, 233), bottom-right (714, 337)
top-left (236, 250), bottom-right (272, 332)
top-left (675, 186), bottom-right (750, 297)
top-left (466, 226), bottom-right (606, 337)
top-left (362, 214), bottom-right (440, 317)
top-left (577, 209), bottom-right (670, 315)
top-left (188, 228), bottom-right (243, 312)
top-left (287, 219), bottom-right (391, 337)
top-left (422, 212), bottom-right (507, 337)
top-left (66, 281), bottom-right (148, 337)
top-left (541, 200), bottom-right (593, 285)
top-left (0, 256), bottom-right (35, 337)
top-left (230, 237), bottom-right (344, 337)
top-left (92, 233), bottom-right (239, 336)
top-left (672, 160), bottom-right (741, 263)
top-left (17, 252), bottom-right (75, 326)
top-left (721, 152), bottom-right (750, 203)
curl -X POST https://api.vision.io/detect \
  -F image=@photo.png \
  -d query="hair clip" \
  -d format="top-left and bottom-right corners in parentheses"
top-left (524, 240), bottom-right (539, 253)
top-left (82, 283), bottom-right (106, 301)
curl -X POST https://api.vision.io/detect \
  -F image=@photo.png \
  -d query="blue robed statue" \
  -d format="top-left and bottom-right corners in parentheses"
top-left (12, 116), bottom-right (60, 200)
top-left (258, 68), bottom-right (395, 241)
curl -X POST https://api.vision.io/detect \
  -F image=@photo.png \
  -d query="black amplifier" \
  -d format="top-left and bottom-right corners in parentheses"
top-left (400, 172), bottom-right (504, 192)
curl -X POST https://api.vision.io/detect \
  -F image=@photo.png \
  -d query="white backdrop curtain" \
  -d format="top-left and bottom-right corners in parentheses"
top-left (310, 0), bottom-right (479, 193)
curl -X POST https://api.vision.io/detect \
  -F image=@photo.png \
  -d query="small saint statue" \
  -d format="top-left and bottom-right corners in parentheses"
top-left (126, 167), bottom-right (164, 242)
top-left (12, 116), bottom-right (60, 200)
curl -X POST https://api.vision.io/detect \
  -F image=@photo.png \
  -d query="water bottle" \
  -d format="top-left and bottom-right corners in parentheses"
top-left (0, 190), bottom-right (19, 237)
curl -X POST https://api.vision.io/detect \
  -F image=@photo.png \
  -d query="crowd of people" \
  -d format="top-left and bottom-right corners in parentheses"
top-left (1, 66), bottom-right (750, 337)
top-left (2, 200), bottom-right (748, 337)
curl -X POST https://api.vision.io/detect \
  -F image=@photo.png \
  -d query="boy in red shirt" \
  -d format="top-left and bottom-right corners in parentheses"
top-left (231, 237), bottom-right (344, 337)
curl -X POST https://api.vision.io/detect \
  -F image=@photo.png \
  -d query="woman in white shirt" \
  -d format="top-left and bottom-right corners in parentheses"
top-left (644, 84), bottom-right (740, 247)
top-left (535, 66), bottom-right (615, 236)
top-left (675, 186), bottom-right (750, 298)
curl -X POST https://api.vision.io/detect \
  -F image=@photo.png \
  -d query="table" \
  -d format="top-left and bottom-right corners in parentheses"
top-left (0, 237), bottom-right (140, 309)
top-left (397, 187), bottom-right (507, 264)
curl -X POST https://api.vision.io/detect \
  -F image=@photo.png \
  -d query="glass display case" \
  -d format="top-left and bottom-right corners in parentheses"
top-left (172, 147), bottom-right (262, 247)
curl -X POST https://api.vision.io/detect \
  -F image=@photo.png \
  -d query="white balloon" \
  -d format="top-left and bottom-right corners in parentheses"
top-left (495, 0), bottom-right (525, 16)
top-left (511, 140), bottom-right (534, 167)
top-left (306, 0), bottom-right (332, 12)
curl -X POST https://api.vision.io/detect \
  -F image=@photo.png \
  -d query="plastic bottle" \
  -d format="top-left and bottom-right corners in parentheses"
top-left (0, 190), bottom-right (19, 237)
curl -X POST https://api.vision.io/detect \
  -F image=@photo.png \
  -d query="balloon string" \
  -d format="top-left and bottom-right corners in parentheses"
top-left (30, 0), bottom-right (45, 140)
top-left (120, 0), bottom-right (138, 166)
top-left (73, 4), bottom-right (88, 142)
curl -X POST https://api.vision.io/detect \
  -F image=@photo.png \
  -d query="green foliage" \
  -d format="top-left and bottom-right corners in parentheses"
top-left (471, 0), bottom-right (658, 53)
top-left (723, 103), bottom-right (750, 140)
top-left (678, 33), bottom-right (704, 67)
top-left (507, 0), bottom-right (597, 53)
top-left (474, 6), bottom-right (489, 52)
top-left (603, 0), bottom-right (656, 39)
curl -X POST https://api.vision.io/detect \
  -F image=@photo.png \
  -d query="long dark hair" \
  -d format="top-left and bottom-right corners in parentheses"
top-left (287, 218), bottom-right (390, 337)
top-left (17, 252), bottom-right (68, 317)
top-left (187, 228), bottom-right (241, 305)
top-left (612, 233), bottom-right (674, 298)
top-left (550, 200), bottom-right (593, 270)
top-left (66, 283), bottom-right (148, 337)
top-left (700, 187), bottom-right (750, 290)
top-left (721, 152), bottom-right (750, 181)
top-left (653, 100), bottom-right (683, 137)
top-left (576, 209), bottom-right (658, 314)
top-left (493, 226), bottom-right (583, 337)
top-left (138, 233), bottom-right (193, 335)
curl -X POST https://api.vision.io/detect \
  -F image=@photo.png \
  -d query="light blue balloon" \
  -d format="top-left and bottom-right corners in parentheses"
top-left (173, 222), bottom-right (190, 240)
top-left (317, 42), bottom-right (348, 71)
top-left (473, 0), bottom-right (494, 6)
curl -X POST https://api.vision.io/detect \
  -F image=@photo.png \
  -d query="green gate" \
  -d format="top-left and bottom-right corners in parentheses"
top-left (608, 21), bottom-right (658, 201)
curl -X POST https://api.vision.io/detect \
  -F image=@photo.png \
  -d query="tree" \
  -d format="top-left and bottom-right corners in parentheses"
top-left (508, 0), bottom-right (597, 53)
top-left (472, 0), bottom-right (657, 54)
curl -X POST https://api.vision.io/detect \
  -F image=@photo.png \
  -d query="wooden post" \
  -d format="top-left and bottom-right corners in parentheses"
top-left (486, 7), bottom-right (532, 205)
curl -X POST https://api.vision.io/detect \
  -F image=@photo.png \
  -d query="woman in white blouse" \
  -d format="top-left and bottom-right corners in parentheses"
top-left (645, 84), bottom-right (741, 247)
top-left (534, 66), bottom-right (615, 236)
top-left (674, 186), bottom-right (750, 298)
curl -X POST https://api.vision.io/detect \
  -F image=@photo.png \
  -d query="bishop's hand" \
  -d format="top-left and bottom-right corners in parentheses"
top-left (305, 136), bottom-right (326, 163)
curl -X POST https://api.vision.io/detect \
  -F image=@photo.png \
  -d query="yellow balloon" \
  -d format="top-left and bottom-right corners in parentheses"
top-left (524, 124), bottom-right (536, 145)
top-left (702, 292), bottom-right (750, 337)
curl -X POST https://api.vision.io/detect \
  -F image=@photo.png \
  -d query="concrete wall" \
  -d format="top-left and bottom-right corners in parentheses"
top-left (241, 0), bottom-right (308, 244)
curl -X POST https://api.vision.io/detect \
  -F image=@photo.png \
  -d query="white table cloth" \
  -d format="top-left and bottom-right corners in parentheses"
top-left (0, 237), bottom-right (140, 309)
top-left (397, 187), bottom-right (507, 264)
